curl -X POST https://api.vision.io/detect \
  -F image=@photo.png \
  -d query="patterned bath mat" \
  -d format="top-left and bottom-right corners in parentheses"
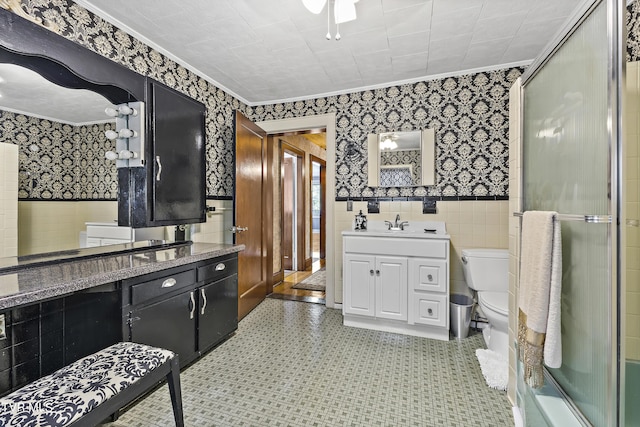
top-left (476, 348), bottom-right (508, 391)
top-left (292, 268), bottom-right (326, 291)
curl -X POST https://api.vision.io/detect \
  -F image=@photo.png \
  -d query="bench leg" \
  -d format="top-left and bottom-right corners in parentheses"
top-left (166, 357), bottom-right (184, 427)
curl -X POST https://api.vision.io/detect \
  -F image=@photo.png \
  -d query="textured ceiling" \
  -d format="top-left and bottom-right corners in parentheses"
top-left (74, 0), bottom-right (582, 105)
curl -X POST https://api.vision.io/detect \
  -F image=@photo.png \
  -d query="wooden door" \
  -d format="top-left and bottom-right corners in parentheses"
top-left (282, 157), bottom-right (294, 270)
top-left (310, 155), bottom-right (326, 260)
top-left (234, 111), bottom-right (267, 319)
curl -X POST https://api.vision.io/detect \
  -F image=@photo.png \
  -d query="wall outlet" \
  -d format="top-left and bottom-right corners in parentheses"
top-left (367, 200), bottom-right (380, 214)
top-left (423, 199), bottom-right (437, 214)
top-left (0, 314), bottom-right (5, 339)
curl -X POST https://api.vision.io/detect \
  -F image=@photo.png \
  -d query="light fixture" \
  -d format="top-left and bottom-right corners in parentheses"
top-left (302, 0), bottom-right (359, 40)
top-left (379, 137), bottom-right (397, 151)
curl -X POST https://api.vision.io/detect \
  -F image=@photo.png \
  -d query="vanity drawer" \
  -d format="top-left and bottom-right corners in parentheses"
top-left (409, 258), bottom-right (448, 293)
top-left (131, 269), bottom-right (196, 305)
top-left (408, 292), bottom-right (448, 328)
top-left (344, 236), bottom-right (448, 258)
top-left (197, 256), bottom-right (238, 283)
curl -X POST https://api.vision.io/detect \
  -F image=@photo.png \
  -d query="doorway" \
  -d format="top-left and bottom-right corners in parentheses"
top-left (271, 132), bottom-right (327, 303)
top-left (257, 114), bottom-right (336, 308)
top-left (310, 155), bottom-right (326, 262)
top-left (281, 144), bottom-right (305, 272)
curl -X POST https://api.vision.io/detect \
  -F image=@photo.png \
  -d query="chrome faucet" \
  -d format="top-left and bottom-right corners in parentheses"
top-left (384, 214), bottom-right (409, 230)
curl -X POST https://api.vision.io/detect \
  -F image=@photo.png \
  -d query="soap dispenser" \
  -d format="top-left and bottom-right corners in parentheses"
top-left (355, 210), bottom-right (367, 231)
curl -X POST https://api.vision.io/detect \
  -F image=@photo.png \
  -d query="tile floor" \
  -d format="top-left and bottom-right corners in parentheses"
top-left (107, 299), bottom-right (513, 426)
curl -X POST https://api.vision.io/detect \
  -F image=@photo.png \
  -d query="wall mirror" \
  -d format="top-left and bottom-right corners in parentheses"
top-left (367, 129), bottom-right (435, 187)
top-left (0, 6), bottom-right (145, 260)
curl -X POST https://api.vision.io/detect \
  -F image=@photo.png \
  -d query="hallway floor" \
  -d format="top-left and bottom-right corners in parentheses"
top-left (106, 299), bottom-right (513, 426)
top-left (270, 259), bottom-right (325, 304)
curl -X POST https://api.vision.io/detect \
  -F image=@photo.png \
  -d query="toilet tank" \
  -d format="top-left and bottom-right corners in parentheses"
top-left (461, 248), bottom-right (509, 292)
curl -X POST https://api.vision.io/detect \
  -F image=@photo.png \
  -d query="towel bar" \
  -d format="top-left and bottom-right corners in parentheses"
top-left (512, 212), bottom-right (612, 224)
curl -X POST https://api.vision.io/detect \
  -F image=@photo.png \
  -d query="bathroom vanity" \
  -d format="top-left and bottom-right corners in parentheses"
top-left (342, 221), bottom-right (450, 341)
top-left (0, 241), bottom-right (243, 396)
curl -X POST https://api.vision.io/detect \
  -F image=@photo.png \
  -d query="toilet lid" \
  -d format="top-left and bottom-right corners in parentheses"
top-left (478, 291), bottom-right (508, 316)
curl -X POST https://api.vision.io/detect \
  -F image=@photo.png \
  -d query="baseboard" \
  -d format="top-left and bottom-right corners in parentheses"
top-left (272, 270), bottom-right (284, 286)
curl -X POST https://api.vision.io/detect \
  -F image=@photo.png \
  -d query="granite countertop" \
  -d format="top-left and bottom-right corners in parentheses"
top-left (0, 241), bottom-right (244, 310)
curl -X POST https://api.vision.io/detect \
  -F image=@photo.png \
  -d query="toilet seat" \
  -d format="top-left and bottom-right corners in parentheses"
top-left (478, 291), bottom-right (508, 316)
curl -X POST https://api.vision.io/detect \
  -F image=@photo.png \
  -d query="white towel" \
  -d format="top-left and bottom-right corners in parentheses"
top-left (517, 211), bottom-right (562, 388)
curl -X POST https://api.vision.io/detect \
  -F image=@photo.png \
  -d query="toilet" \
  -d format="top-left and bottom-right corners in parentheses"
top-left (461, 248), bottom-right (509, 360)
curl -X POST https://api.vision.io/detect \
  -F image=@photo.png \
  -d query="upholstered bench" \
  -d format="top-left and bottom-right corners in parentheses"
top-left (0, 342), bottom-right (184, 427)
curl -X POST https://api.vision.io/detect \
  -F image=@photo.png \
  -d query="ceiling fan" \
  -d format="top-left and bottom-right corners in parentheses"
top-left (302, 0), bottom-right (359, 40)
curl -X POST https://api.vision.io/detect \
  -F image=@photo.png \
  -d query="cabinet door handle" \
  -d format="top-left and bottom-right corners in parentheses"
top-left (155, 155), bottom-right (162, 181)
top-left (215, 263), bottom-right (225, 271)
top-left (369, 269), bottom-right (374, 276)
top-left (189, 291), bottom-right (195, 319)
top-left (200, 288), bottom-right (207, 315)
top-left (161, 278), bottom-right (176, 288)
top-left (428, 308), bottom-right (433, 316)
top-left (376, 270), bottom-right (380, 276)
top-left (427, 274), bottom-right (433, 282)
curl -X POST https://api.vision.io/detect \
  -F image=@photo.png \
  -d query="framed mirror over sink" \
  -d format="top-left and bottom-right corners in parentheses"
top-left (367, 129), bottom-right (435, 187)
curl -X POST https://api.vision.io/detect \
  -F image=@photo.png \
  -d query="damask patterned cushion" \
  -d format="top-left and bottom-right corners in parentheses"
top-left (0, 342), bottom-right (174, 427)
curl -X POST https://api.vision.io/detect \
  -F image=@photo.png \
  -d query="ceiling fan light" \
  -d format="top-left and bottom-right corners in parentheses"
top-left (380, 138), bottom-right (397, 150)
top-left (334, 0), bottom-right (357, 24)
top-left (302, 0), bottom-right (327, 14)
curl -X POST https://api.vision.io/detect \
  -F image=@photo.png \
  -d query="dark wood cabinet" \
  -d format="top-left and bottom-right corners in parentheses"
top-left (121, 79), bottom-right (207, 228)
top-left (197, 256), bottom-right (238, 352)
top-left (130, 290), bottom-right (197, 361)
top-left (123, 253), bottom-right (238, 367)
top-left (150, 82), bottom-right (206, 225)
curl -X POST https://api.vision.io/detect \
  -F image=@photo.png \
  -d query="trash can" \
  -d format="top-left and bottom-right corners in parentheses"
top-left (450, 294), bottom-right (474, 339)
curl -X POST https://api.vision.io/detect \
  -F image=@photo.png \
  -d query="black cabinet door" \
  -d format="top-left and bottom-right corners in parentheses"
top-left (149, 81), bottom-right (206, 225)
top-left (130, 290), bottom-right (196, 365)
top-left (198, 275), bottom-right (238, 351)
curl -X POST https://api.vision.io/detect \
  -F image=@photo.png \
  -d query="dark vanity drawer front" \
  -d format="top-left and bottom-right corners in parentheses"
top-left (197, 257), bottom-right (238, 283)
top-left (131, 269), bottom-right (196, 305)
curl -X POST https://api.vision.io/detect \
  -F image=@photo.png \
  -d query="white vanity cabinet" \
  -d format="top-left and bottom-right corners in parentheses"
top-left (343, 254), bottom-right (407, 321)
top-left (342, 225), bottom-right (450, 341)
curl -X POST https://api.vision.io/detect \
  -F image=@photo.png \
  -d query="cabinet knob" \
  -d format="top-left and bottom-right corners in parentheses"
top-left (370, 269), bottom-right (374, 276)
top-left (427, 274), bottom-right (433, 282)
top-left (215, 263), bottom-right (226, 271)
top-left (376, 270), bottom-right (380, 276)
top-left (428, 308), bottom-right (433, 316)
top-left (161, 278), bottom-right (176, 288)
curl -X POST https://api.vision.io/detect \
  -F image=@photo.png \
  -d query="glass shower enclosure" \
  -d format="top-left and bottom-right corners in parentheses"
top-left (516, 0), bottom-right (625, 425)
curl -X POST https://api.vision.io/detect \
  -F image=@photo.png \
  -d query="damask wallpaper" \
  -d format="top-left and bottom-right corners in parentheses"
top-left (628, 1), bottom-right (640, 62)
top-left (8, 0), bottom-right (640, 201)
top-left (249, 68), bottom-right (521, 199)
top-left (0, 110), bottom-right (116, 199)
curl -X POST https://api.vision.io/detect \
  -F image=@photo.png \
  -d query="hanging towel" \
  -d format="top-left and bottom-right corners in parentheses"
top-left (518, 211), bottom-right (562, 388)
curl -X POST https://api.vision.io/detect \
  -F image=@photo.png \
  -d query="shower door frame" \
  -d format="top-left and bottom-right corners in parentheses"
top-left (517, 0), bottom-right (624, 425)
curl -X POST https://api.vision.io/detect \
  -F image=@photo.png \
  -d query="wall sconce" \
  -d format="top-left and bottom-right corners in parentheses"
top-left (344, 140), bottom-right (361, 162)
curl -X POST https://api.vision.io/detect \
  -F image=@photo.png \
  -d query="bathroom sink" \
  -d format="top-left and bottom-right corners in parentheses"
top-left (342, 220), bottom-right (448, 239)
